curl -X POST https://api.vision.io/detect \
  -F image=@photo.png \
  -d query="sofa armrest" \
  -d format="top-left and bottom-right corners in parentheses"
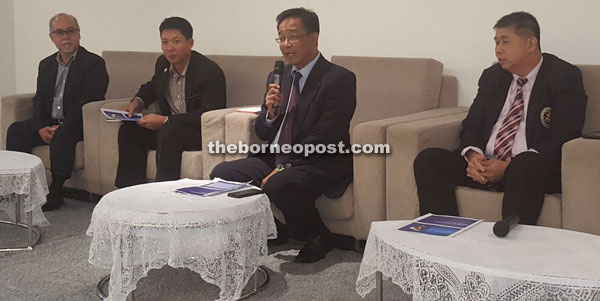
top-left (82, 98), bottom-right (130, 195)
top-left (224, 112), bottom-right (264, 163)
top-left (350, 107), bottom-right (468, 238)
top-left (385, 111), bottom-right (467, 220)
top-left (201, 107), bottom-right (251, 179)
top-left (1, 93), bottom-right (35, 149)
top-left (561, 138), bottom-right (600, 235)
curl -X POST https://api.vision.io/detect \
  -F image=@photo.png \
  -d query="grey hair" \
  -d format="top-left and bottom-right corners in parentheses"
top-left (49, 13), bottom-right (80, 32)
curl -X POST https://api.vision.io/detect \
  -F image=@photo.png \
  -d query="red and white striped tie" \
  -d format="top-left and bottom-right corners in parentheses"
top-left (493, 77), bottom-right (528, 161)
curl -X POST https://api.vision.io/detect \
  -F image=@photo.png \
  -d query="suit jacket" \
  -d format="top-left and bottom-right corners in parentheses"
top-left (135, 51), bottom-right (226, 131)
top-left (32, 46), bottom-right (109, 138)
top-left (460, 53), bottom-right (587, 169)
top-left (255, 55), bottom-right (357, 198)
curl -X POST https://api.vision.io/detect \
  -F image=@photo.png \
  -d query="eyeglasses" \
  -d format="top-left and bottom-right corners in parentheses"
top-left (51, 28), bottom-right (79, 37)
top-left (275, 34), bottom-right (309, 44)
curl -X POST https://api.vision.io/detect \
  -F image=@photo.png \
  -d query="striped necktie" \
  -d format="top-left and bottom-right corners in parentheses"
top-left (276, 71), bottom-right (302, 164)
top-left (493, 77), bottom-right (528, 161)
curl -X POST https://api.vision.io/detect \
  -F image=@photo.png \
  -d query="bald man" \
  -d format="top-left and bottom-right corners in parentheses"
top-left (6, 13), bottom-right (109, 211)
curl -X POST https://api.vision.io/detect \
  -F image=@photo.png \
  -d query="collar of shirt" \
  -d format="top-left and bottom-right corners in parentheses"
top-left (169, 60), bottom-right (190, 78)
top-left (291, 52), bottom-right (321, 93)
top-left (512, 55), bottom-right (543, 88)
top-left (55, 49), bottom-right (78, 67)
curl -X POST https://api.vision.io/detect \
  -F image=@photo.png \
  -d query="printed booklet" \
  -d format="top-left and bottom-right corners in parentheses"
top-left (398, 213), bottom-right (483, 237)
top-left (101, 108), bottom-right (143, 122)
top-left (175, 178), bottom-right (250, 197)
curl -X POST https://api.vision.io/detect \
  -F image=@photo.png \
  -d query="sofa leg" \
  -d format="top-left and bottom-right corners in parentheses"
top-left (332, 233), bottom-right (366, 252)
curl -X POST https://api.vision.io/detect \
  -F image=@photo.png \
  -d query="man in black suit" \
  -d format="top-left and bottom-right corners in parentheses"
top-left (6, 13), bottom-right (109, 211)
top-left (211, 8), bottom-right (356, 263)
top-left (414, 12), bottom-right (587, 225)
top-left (115, 17), bottom-right (226, 188)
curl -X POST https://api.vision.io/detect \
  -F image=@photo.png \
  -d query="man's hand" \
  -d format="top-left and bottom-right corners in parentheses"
top-left (265, 84), bottom-right (282, 119)
top-left (122, 98), bottom-right (142, 117)
top-left (137, 114), bottom-right (167, 130)
top-left (38, 125), bottom-right (59, 144)
top-left (480, 159), bottom-right (509, 183)
top-left (261, 168), bottom-right (278, 189)
top-left (465, 150), bottom-right (487, 184)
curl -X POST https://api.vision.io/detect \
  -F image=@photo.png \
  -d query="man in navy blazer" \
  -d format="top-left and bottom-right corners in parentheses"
top-left (211, 8), bottom-right (356, 263)
top-left (6, 13), bottom-right (108, 211)
top-left (115, 17), bottom-right (226, 188)
top-left (414, 12), bottom-right (587, 225)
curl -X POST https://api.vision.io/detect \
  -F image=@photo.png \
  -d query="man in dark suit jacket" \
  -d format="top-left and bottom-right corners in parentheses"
top-left (6, 13), bottom-right (109, 211)
top-left (414, 12), bottom-right (587, 225)
top-left (211, 8), bottom-right (356, 263)
top-left (115, 17), bottom-right (226, 188)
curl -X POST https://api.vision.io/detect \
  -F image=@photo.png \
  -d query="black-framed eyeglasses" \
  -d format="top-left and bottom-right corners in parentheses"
top-left (275, 34), bottom-right (309, 44)
top-left (51, 28), bottom-right (79, 37)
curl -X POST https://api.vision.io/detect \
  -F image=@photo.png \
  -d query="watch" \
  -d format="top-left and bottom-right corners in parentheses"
top-left (275, 163), bottom-right (292, 172)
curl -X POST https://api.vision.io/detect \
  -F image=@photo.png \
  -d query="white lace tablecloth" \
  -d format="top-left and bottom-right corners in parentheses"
top-left (356, 220), bottom-right (600, 300)
top-left (0, 150), bottom-right (49, 226)
top-left (87, 179), bottom-right (277, 301)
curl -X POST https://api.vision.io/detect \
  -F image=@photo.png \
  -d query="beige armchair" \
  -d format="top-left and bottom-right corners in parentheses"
top-left (385, 64), bottom-right (600, 235)
top-left (82, 52), bottom-right (281, 195)
top-left (217, 56), bottom-right (468, 240)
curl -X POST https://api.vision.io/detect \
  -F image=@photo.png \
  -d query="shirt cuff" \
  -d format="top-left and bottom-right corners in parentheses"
top-left (461, 146), bottom-right (483, 162)
top-left (265, 114), bottom-right (276, 127)
top-left (133, 97), bottom-right (144, 107)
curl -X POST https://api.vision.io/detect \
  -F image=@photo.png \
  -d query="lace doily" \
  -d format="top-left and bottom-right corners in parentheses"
top-left (0, 151), bottom-right (50, 226)
top-left (356, 221), bottom-right (600, 300)
top-left (87, 179), bottom-right (277, 301)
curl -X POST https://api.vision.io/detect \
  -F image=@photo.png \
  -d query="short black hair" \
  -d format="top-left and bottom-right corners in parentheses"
top-left (494, 11), bottom-right (541, 50)
top-left (159, 17), bottom-right (193, 40)
top-left (276, 8), bottom-right (319, 34)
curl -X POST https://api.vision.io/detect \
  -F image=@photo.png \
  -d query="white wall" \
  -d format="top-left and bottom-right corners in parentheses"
top-left (1, 0), bottom-right (16, 97)
top-left (10, 0), bottom-right (600, 106)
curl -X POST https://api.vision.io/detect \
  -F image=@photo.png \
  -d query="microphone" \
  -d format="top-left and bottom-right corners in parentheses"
top-left (493, 215), bottom-right (520, 237)
top-left (271, 60), bottom-right (284, 115)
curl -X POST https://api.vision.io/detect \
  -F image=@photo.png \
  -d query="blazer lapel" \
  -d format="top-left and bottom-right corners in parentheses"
top-left (184, 55), bottom-right (195, 108)
top-left (156, 62), bottom-right (170, 113)
top-left (526, 58), bottom-right (547, 140)
top-left (291, 56), bottom-right (327, 139)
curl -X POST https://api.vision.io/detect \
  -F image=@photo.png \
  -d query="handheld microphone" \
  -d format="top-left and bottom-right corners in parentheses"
top-left (493, 215), bottom-right (519, 237)
top-left (271, 60), bottom-right (284, 115)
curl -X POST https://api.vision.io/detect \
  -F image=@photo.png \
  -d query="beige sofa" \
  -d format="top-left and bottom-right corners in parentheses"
top-left (216, 56), bottom-right (466, 240)
top-left (0, 51), bottom-right (280, 195)
top-left (384, 64), bottom-right (600, 235)
top-left (1, 52), bottom-right (464, 241)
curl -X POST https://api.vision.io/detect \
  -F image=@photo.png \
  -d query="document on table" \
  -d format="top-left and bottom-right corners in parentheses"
top-left (175, 178), bottom-right (251, 197)
top-left (398, 213), bottom-right (483, 237)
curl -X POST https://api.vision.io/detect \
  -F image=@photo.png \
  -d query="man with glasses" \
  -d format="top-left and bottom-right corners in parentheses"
top-left (115, 17), bottom-right (226, 188)
top-left (211, 8), bottom-right (357, 263)
top-left (6, 13), bottom-right (108, 211)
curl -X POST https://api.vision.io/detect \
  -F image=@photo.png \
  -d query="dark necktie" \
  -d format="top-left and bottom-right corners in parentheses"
top-left (276, 71), bottom-right (302, 164)
top-left (494, 77), bottom-right (528, 161)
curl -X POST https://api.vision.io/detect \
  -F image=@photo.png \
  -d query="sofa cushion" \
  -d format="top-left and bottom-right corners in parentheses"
top-left (146, 150), bottom-right (203, 181)
top-left (32, 141), bottom-right (84, 170)
top-left (102, 51), bottom-right (161, 100)
top-left (456, 186), bottom-right (561, 228)
top-left (577, 65), bottom-right (600, 135)
top-left (315, 183), bottom-right (354, 220)
top-left (331, 56), bottom-right (443, 129)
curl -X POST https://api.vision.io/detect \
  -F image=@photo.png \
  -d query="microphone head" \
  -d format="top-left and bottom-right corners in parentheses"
top-left (493, 221), bottom-right (510, 237)
top-left (274, 60), bottom-right (284, 75)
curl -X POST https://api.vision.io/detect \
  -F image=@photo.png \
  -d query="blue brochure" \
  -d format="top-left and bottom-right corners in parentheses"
top-left (175, 179), bottom-right (249, 197)
top-left (399, 214), bottom-right (482, 237)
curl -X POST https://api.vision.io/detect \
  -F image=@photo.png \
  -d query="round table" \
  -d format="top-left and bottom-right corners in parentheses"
top-left (0, 150), bottom-right (49, 251)
top-left (87, 179), bottom-right (277, 301)
top-left (356, 220), bottom-right (600, 300)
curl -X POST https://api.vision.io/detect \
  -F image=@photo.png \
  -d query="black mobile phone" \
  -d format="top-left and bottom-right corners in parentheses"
top-left (228, 188), bottom-right (264, 198)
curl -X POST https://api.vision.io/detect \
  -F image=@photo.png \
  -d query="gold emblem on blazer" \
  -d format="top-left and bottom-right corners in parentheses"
top-left (540, 107), bottom-right (551, 128)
